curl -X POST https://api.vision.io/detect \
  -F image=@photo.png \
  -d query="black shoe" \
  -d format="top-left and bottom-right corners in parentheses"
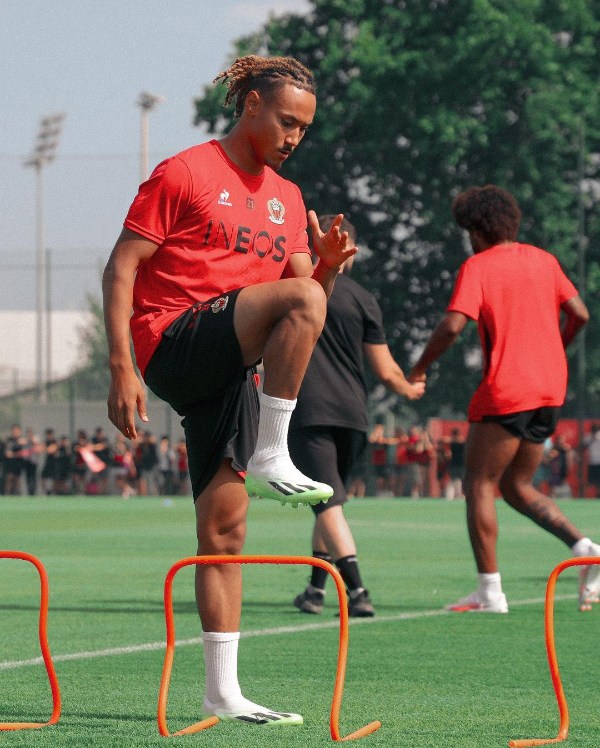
top-left (348, 589), bottom-right (375, 618)
top-left (293, 587), bottom-right (324, 614)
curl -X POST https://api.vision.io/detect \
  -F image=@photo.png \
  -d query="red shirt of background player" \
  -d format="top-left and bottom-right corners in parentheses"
top-left (447, 242), bottom-right (577, 421)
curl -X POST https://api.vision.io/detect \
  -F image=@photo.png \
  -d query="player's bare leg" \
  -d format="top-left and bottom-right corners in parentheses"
top-left (447, 423), bottom-right (519, 613)
top-left (499, 440), bottom-right (600, 610)
top-left (194, 461), bottom-right (247, 632)
top-left (195, 460), bottom-right (303, 724)
top-left (235, 278), bottom-right (334, 506)
top-left (499, 440), bottom-right (582, 545)
top-left (312, 506), bottom-right (357, 559)
top-left (464, 422), bottom-right (522, 574)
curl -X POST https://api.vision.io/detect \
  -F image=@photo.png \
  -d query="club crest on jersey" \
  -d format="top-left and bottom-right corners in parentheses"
top-left (218, 189), bottom-right (232, 207)
top-left (267, 197), bottom-right (285, 225)
top-left (211, 296), bottom-right (229, 313)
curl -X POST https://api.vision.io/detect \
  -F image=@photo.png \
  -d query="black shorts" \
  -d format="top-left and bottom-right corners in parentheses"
top-left (373, 464), bottom-right (390, 479)
top-left (587, 464), bottom-right (600, 487)
top-left (144, 290), bottom-right (259, 499)
top-left (288, 426), bottom-right (367, 516)
top-left (481, 406), bottom-right (560, 443)
top-left (4, 458), bottom-right (23, 476)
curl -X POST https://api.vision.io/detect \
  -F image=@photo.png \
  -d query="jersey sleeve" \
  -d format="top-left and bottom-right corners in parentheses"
top-left (447, 259), bottom-right (482, 320)
top-left (553, 257), bottom-right (578, 303)
top-left (124, 156), bottom-right (192, 245)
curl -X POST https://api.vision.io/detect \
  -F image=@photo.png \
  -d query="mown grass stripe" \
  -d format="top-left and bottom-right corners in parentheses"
top-left (0, 593), bottom-right (576, 671)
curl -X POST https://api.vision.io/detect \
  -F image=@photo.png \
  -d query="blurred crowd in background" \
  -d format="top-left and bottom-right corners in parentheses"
top-left (2, 420), bottom-right (600, 501)
top-left (0, 424), bottom-right (191, 498)
top-left (359, 421), bottom-right (600, 501)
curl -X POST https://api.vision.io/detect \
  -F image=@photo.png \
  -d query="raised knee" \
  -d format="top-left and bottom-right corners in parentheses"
top-left (291, 277), bottom-right (327, 323)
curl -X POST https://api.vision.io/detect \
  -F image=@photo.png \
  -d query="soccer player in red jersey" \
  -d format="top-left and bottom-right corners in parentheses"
top-left (409, 185), bottom-right (600, 613)
top-left (103, 56), bottom-right (356, 725)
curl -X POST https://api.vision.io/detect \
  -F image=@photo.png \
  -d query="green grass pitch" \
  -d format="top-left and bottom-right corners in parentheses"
top-left (1, 496), bottom-right (600, 747)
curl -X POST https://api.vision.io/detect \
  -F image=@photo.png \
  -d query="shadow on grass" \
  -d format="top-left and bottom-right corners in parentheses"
top-left (0, 597), bottom-right (439, 616)
top-left (0, 600), bottom-right (196, 614)
top-left (0, 708), bottom-right (157, 724)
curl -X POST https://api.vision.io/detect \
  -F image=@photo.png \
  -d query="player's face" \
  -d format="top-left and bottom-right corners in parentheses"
top-left (247, 83), bottom-right (316, 171)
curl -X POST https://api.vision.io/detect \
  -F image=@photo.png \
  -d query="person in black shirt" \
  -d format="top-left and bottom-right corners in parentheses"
top-left (41, 428), bottom-right (59, 495)
top-left (4, 424), bottom-right (26, 495)
top-left (22, 427), bottom-right (41, 495)
top-left (289, 216), bottom-right (425, 617)
top-left (135, 430), bottom-right (159, 495)
top-left (54, 436), bottom-right (72, 495)
top-left (445, 427), bottom-right (466, 500)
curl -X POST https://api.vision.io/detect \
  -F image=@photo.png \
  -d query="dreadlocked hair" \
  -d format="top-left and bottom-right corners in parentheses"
top-left (213, 55), bottom-right (316, 118)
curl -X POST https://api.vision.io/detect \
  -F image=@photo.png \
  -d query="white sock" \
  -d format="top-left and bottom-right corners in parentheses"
top-left (478, 572), bottom-right (502, 598)
top-left (572, 537), bottom-right (593, 556)
top-left (252, 392), bottom-right (296, 461)
top-left (202, 631), bottom-right (242, 706)
top-left (202, 631), bottom-right (282, 715)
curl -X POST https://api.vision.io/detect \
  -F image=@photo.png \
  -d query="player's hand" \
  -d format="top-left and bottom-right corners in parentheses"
top-left (408, 369), bottom-right (426, 384)
top-left (308, 211), bottom-right (357, 270)
top-left (405, 381), bottom-right (426, 400)
top-left (107, 367), bottom-right (148, 440)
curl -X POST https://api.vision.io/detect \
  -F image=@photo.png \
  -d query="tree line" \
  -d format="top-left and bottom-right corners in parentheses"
top-left (194, 0), bottom-right (600, 420)
top-left (73, 0), bottom-right (600, 423)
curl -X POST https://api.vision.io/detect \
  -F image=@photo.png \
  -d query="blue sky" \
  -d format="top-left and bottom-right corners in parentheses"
top-left (1, 0), bottom-right (310, 309)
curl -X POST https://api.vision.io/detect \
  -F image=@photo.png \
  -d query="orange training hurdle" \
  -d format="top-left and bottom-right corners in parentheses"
top-left (0, 551), bottom-right (61, 730)
top-left (509, 556), bottom-right (600, 747)
top-left (157, 554), bottom-right (382, 741)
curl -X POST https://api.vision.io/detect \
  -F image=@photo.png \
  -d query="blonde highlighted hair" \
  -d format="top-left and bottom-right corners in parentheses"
top-left (214, 55), bottom-right (315, 117)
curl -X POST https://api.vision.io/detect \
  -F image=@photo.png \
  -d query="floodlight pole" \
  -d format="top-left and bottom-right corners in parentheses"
top-left (137, 92), bottom-right (165, 183)
top-left (576, 122), bottom-right (587, 495)
top-left (24, 114), bottom-right (65, 401)
top-left (35, 163), bottom-right (45, 400)
top-left (46, 248), bottom-right (52, 397)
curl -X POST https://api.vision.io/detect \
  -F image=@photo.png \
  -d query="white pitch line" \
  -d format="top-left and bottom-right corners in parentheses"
top-left (0, 593), bottom-right (577, 672)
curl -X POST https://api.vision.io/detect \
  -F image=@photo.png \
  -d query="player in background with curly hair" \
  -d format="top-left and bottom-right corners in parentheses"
top-left (103, 55), bottom-right (356, 725)
top-left (409, 184), bottom-right (599, 614)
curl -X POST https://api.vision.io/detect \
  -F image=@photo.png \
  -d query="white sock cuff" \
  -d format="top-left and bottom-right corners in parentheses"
top-left (478, 572), bottom-right (502, 597)
top-left (572, 537), bottom-right (592, 556)
top-left (259, 392), bottom-right (297, 411)
top-left (202, 631), bottom-right (240, 643)
top-left (478, 572), bottom-right (501, 584)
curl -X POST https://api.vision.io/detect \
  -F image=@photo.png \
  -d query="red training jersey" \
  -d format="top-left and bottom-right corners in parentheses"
top-left (124, 140), bottom-right (311, 376)
top-left (447, 242), bottom-right (578, 421)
